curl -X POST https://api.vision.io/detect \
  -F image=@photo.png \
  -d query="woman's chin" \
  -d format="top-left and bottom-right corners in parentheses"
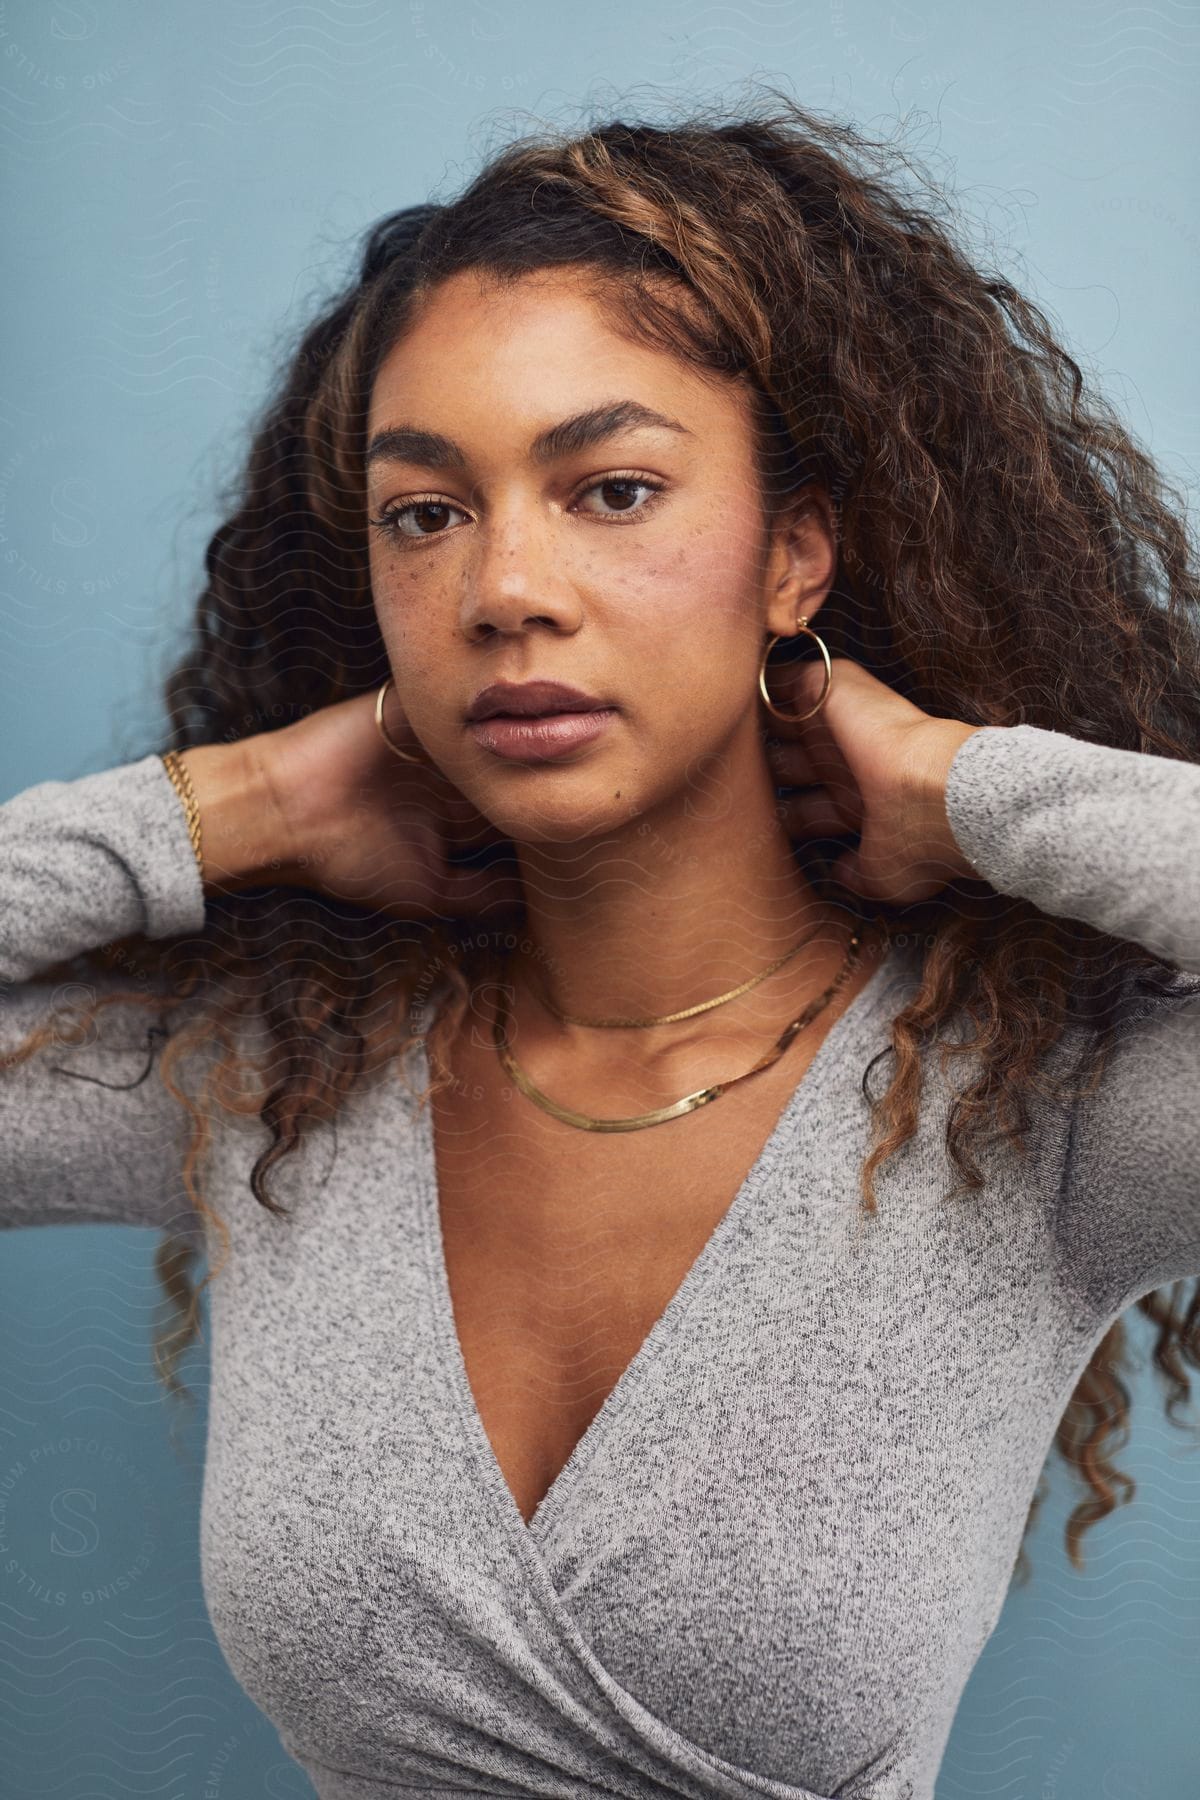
top-left (478, 784), bottom-right (639, 849)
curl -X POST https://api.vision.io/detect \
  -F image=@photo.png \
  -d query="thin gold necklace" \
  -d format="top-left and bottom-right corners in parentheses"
top-left (529, 924), bottom-right (827, 1029)
top-left (490, 926), bottom-right (866, 1133)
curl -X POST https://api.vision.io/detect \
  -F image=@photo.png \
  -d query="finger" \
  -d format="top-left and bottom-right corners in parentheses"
top-left (777, 787), bottom-right (859, 839)
top-left (440, 804), bottom-right (513, 854)
top-left (827, 848), bottom-right (865, 894)
top-left (763, 731), bottom-right (821, 789)
top-left (439, 858), bottom-right (526, 919)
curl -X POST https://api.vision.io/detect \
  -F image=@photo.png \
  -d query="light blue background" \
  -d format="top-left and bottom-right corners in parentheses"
top-left (2, 2), bottom-right (1198, 1796)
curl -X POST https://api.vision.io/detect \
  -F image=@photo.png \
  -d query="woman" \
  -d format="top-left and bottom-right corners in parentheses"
top-left (2, 96), bottom-right (1198, 1800)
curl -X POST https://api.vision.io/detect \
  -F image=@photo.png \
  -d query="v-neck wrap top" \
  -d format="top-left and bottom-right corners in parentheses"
top-left (2, 722), bottom-right (1199, 1800)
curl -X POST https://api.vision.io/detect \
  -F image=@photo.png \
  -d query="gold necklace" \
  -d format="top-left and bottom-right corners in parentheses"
top-left (529, 924), bottom-right (827, 1029)
top-left (490, 926), bottom-right (866, 1133)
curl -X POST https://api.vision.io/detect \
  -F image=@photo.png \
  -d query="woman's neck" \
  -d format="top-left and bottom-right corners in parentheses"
top-left (503, 761), bottom-right (870, 1046)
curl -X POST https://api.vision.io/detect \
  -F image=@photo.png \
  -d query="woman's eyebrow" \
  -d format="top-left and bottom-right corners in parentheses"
top-left (365, 399), bottom-right (692, 473)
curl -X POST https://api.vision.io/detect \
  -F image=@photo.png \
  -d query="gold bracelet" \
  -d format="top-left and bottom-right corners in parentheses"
top-left (160, 749), bottom-right (204, 881)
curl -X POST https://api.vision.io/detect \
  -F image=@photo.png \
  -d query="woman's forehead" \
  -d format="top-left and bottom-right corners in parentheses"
top-left (367, 275), bottom-right (749, 451)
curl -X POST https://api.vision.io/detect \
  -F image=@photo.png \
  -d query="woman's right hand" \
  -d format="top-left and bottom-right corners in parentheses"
top-left (185, 686), bottom-right (525, 922)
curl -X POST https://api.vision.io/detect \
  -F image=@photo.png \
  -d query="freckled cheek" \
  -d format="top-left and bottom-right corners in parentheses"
top-left (370, 560), bottom-right (442, 652)
top-left (369, 552), bottom-right (426, 605)
top-left (369, 616), bottom-right (453, 744)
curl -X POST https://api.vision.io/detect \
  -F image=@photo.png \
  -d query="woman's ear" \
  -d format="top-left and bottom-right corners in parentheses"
top-left (763, 483), bottom-right (838, 640)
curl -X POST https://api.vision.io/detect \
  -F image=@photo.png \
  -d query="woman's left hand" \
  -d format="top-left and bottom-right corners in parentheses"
top-left (763, 655), bottom-right (986, 904)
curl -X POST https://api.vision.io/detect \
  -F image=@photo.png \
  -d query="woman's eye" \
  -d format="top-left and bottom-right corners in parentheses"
top-left (573, 475), bottom-right (664, 518)
top-left (369, 498), bottom-right (468, 542)
top-left (368, 474), bottom-right (665, 548)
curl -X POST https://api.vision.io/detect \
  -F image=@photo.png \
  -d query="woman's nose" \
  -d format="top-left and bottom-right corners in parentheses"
top-left (458, 508), bottom-right (584, 639)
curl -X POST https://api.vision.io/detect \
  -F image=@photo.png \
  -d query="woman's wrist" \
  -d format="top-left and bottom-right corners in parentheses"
top-left (177, 739), bottom-right (301, 895)
top-left (909, 718), bottom-right (986, 882)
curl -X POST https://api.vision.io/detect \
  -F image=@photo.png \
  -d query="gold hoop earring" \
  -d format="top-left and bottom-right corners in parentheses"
top-left (375, 676), bottom-right (425, 763)
top-left (758, 615), bottom-right (832, 723)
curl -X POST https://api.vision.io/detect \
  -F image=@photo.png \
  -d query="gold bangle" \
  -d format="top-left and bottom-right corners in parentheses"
top-left (160, 749), bottom-right (204, 880)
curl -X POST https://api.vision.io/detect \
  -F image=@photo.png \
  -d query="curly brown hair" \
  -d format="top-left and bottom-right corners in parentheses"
top-left (6, 90), bottom-right (1199, 1584)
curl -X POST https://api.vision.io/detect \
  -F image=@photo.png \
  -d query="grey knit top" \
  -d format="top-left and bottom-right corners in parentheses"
top-left (2, 723), bottom-right (1199, 1800)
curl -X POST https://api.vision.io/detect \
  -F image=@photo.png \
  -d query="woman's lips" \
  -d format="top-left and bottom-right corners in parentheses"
top-left (466, 708), bottom-right (618, 762)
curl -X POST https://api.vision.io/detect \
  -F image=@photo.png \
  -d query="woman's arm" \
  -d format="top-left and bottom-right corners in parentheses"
top-left (0, 753), bottom-right (209, 986)
top-left (942, 723), bottom-right (1200, 1310)
top-left (0, 755), bottom-right (210, 1231)
top-left (943, 722), bottom-right (1200, 976)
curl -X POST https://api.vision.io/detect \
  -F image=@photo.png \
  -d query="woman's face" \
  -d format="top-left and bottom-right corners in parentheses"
top-left (365, 265), bottom-right (834, 845)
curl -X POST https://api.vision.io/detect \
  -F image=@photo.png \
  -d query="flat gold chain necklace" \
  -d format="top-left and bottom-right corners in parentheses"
top-left (490, 926), bottom-right (866, 1134)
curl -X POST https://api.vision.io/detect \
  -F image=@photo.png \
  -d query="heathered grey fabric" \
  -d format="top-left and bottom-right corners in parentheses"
top-left (2, 723), bottom-right (1199, 1800)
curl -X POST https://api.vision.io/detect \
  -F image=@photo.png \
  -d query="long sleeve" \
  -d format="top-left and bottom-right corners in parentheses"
top-left (0, 754), bottom-right (209, 1232)
top-left (943, 723), bottom-right (1200, 1309)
